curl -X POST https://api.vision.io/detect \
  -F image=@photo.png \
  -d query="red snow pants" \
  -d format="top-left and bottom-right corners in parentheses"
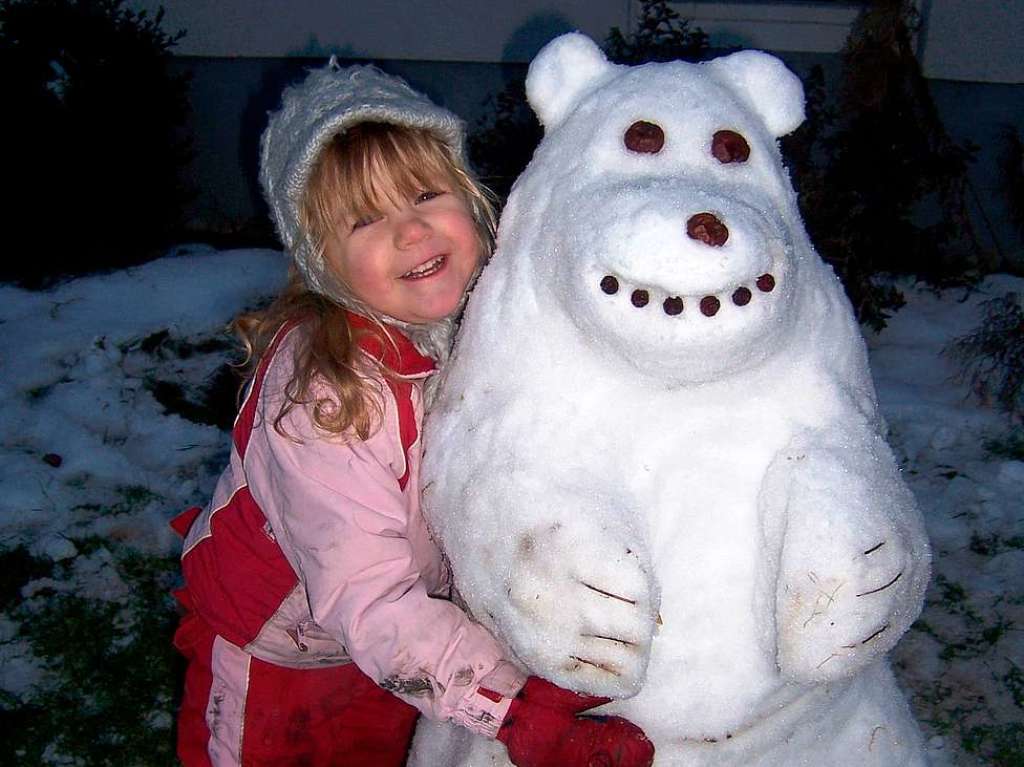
top-left (174, 598), bottom-right (419, 766)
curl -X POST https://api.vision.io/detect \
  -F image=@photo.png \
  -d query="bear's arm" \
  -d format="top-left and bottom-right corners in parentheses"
top-left (427, 473), bottom-right (661, 699)
top-left (758, 426), bottom-right (931, 683)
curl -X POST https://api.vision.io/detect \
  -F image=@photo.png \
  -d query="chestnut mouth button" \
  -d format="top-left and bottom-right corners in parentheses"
top-left (699, 296), bottom-right (721, 317)
top-left (756, 273), bottom-right (776, 292)
top-left (663, 296), bottom-right (684, 315)
top-left (731, 287), bottom-right (752, 306)
top-left (600, 275), bottom-right (619, 295)
top-left (598, 270), bottom-right (775, 318)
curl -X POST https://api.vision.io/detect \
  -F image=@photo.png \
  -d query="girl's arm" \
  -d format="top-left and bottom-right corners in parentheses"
top-left (245, 377), bottom-right (524, 737)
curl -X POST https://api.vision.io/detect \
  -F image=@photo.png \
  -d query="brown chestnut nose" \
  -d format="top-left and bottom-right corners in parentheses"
top-left (687, 212), bottom-right (729, 247)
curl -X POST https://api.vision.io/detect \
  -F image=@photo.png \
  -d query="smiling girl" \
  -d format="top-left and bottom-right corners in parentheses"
top-left (170, 62), bottom-right (654, 767)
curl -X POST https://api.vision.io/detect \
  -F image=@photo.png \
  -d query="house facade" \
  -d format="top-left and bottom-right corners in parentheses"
top-left (133, 0), bottom-right (1023, 258)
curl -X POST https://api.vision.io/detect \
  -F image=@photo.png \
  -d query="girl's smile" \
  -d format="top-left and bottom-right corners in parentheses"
top-left (401, 254), bottom-right (447, 279)
top-left (324, 187), bottom-right (481, 324)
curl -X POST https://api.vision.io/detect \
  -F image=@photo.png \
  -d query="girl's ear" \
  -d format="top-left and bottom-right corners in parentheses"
top-left (704, 50), bottom-right (806, 138)
top-left (526, 32), bottom-right (618, 131)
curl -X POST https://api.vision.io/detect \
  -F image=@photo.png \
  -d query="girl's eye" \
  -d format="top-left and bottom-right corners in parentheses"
top-left (351, 214), bottom-right (381, 231)
top-left (415, 190), bottom-right (443, 204)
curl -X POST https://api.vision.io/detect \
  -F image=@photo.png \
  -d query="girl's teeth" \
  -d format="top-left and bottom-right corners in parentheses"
top-left (404, 256), bottom-right (444, 278)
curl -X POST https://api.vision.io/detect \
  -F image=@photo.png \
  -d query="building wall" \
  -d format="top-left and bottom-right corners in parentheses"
top-left (920, 0), bottom-right (1024, 84)
top-left (927, 78), bottom-right (1024, 267)
top-left (138, 1), bottom-right (1022, 262)
top-left (136, 0), bottom-right (1024, 80)
top-left (131, 0), bottom-right (623, 62)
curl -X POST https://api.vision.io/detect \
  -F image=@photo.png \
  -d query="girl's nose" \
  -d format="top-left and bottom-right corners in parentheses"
top-left (394, 214), bottom-right (431, 248)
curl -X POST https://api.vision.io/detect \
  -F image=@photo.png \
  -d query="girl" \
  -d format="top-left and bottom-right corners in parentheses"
top-left (172, 61), bottom-right (655, 767)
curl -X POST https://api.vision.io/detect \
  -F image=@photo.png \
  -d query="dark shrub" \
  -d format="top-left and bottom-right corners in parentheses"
top-left (946, 292), bottom-right (1024, 419)
top-left (468, 0), bottom-right (708, 199)
top-left (786, 0), bottom-right (987, 330)
top-left (997, 127), bottom-right (1024, 241)
top-left (604, 0), bottom-right (708, 65)
top-left (0, 0), bottom-right (192, 286)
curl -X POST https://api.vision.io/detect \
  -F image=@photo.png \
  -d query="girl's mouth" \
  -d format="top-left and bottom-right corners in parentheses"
top-left (401, 255), bottom-right (446, 280)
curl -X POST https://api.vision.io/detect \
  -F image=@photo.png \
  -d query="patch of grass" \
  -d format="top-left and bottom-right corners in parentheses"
top-left (978, 616), bottom-right (1014, 647)
top-left (68, 534), bottom-right (115, 558)
top-left (132, 329), bottom-right (233, 361)
top-left (934, 574), bottom-right (970, 610)
top-left (933, 464), bottom-right (965, 480)
top-left (946, 292), bottom-right (1024, 418)
top-left (117, 484), bottom-right (160, 510)
top-left (916, 680), bottom-right (1024, 766)
top-left (1, 543), bottom-right (183, 766)
top-left (1005, 661), bottom-right (1024, 708)
top-left (926, 575), bottom-right (1015, 661)
top-left (137, 328), bottom-right (171, 355)
top-left (961, 722), bottom-right (1024, 766)
top-left (25, 375), bottom-right (72, 401)
top-left (145, 363), bottom-right (238, 430)
top-left (0, 545), bottom-right (54, 612)
top-left (72, 486), bottom-right (161, 520)
top-left (983, 427), bottom-right (1024, 460)
top-left (911, 571), bottom-right (1023, 764)
top-left (969, 531), bottom-right (1024, 556)
top-left (910, 618), bottom-right (940, 640)
top-left (132, 328), bottom-right (241, 430)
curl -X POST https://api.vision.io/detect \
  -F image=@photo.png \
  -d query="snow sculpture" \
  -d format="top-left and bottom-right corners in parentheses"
top-left (412, 33), bottom-right (931, 766)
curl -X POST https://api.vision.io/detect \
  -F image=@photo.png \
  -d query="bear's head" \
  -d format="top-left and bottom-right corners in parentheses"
top-left (494, 33), bottom-right (832, 385)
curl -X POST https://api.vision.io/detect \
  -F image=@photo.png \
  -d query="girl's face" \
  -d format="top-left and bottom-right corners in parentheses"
top-left (324, 181), bottom-right (482, 324)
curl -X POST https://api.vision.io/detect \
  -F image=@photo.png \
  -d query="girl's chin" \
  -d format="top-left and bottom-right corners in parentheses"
top-left (395, 298), bottom-right (462, 325)
top-left (403, 284), bottom-right (471, 323)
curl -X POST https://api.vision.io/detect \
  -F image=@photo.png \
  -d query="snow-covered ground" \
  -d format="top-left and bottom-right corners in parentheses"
top-left (0, 249), bottom-right (1020, 764)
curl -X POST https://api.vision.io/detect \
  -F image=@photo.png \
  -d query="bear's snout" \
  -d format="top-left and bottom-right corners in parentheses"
top-left (687, 212), bottom-right (729, 247)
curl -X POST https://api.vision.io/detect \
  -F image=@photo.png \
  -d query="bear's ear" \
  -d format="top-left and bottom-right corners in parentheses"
top-left (705, 50), bottom-right (806, 138)
top-left (526, 32), bottom-right (618, 130)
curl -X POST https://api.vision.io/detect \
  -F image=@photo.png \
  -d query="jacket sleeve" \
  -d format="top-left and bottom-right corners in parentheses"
top-left (244, 374), bottom-right (525, 737)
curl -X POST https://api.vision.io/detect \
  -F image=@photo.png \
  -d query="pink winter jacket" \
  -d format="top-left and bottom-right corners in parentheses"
top-left (178, 318), bottom-right (525, 737)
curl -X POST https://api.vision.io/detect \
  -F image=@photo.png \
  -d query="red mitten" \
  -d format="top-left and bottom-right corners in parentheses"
top-left (495, 676), bottom-right (655, 767)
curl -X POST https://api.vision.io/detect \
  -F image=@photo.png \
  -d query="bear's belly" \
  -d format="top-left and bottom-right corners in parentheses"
top-left (619, 427), bottom-right (791, 739)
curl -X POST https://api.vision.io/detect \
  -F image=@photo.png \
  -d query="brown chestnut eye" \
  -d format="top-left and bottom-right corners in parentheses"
top-left (624, 121), bottom-right (664, 154)
top-left (711, 130), bottom-right (750, 163)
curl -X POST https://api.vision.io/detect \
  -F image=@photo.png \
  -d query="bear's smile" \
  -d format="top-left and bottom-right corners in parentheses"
top-left (597, 271), bottom-right (777, 317)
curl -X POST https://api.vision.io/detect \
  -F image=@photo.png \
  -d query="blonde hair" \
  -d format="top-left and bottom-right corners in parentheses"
top-left (235, 122), bottom-right (496, 439)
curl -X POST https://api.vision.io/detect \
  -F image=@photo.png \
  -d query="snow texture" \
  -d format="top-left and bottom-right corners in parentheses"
top-left (412, 33), bottom-right (932, 765)
top-left (0, 246), bottom-right (285, 562)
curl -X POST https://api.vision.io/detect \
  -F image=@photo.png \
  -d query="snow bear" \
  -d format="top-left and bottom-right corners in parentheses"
top-left (411, 33), bottom-right (931, 766)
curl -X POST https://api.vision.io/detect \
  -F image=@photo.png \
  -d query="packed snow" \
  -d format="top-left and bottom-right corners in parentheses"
top-left (0, 246), bottom-right (284, 699)
top-left (412, 34), bottom-right (1020, 767)
top-left (0, 244), bottom-right (1019, 764)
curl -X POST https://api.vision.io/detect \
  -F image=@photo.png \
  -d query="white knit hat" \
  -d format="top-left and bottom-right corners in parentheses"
top-left (259, 58), bottom-right (467, 299)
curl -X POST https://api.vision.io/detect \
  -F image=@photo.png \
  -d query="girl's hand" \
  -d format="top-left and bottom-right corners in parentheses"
top-left (495, 676), bottom-right (655, 767)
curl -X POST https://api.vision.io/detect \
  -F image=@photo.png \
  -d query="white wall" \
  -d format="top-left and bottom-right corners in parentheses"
top-left (674, 1), bottom-right (859, 52)
top-left (136, 1), bottom-right (1024, 83)
top-left (135, 0), bottom-right (1020, 234)
top-left (919, 0), bottom-right (1024, 84)
top-left (130, 0), bottom-right (624, 62)
top-left (133, 0), bottom-right (862, 61)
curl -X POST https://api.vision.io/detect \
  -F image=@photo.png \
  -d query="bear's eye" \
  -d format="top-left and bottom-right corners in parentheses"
top-left (624, 121), bottom-right (664, 154)
top-left (711, 130), bottom-right (750, 163)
